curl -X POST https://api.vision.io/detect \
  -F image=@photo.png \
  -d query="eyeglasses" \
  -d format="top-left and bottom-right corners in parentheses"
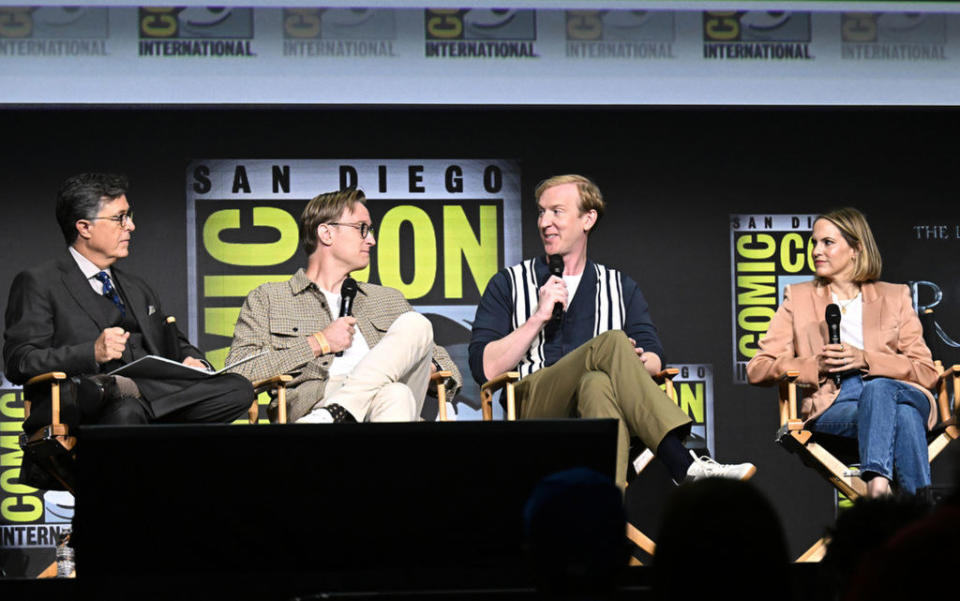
top-left (89, 211), bottom-right (134, 229)
top-left (327, 222), bottom-right (375, 239)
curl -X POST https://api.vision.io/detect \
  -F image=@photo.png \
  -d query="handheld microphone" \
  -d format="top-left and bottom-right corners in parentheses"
top-left (825, 303), bottom-right (842, 387)
top-left (547, 254), bottom-right (564, 322)
top-left (336, 278), bottom-right (358, 357)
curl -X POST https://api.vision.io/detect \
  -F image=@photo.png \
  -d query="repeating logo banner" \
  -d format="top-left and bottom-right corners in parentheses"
top-left (186, 159), bottom-right (522, 420)
top-left (0, 6), bottom-right (108, 57)
top-left (425, 9), bottom-right (538, 58)
top-left (703, 11), bottom-right (814, 60)
top-left (841, 13), bottom-right (948, 61)
top-left (565, 10), bottom-right (675, 59)
top-left (669, 364), bottom-right (715, 455)
top-left (0, 388), bottom-right (73, 554)
top-left (730, 214), bottom-right (817, 383)
top-left (139, 7), bottom-right (255, 57)
top-left (282, 8), bottom-right (398, 58)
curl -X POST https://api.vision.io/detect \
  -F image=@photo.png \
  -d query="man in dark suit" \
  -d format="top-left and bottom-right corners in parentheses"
top-left (3, 173), bottom-right (253, 433)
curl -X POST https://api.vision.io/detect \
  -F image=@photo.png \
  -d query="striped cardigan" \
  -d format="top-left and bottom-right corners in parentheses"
top-left (468, 256), bottom-right (664, 385)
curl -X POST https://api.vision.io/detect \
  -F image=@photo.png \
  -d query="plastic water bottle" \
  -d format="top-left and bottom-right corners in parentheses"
top-left (56, 532), bottom-right (75, 577)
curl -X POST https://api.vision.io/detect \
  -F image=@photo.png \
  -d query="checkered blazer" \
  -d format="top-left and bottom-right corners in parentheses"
top-left (226, 268), bottom-right (462, 422)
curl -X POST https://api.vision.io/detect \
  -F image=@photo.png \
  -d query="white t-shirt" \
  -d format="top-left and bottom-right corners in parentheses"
top-left (319, 286), bottom-right (370, 377)
top-left (832, 291), bottom-right (864, 350)
top-left (563, 273), bottom-right (583, 306)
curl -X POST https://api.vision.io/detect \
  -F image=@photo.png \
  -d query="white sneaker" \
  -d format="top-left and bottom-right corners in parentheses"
top-left (684, 450), bottom-right (756, 482)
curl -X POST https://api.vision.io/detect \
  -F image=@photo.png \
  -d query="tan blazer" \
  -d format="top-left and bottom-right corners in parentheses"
top-left (746, 280), bottom-right (939, 429)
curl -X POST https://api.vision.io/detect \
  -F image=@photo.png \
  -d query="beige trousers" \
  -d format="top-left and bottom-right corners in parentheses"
top-left (310, 311), bottom-right (434, 422)
top-left (515, 330), bottom-right (691, 487)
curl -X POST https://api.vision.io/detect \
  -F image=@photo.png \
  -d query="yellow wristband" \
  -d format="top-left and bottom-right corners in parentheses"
top-left (313, 332), bottom-right (331, 355)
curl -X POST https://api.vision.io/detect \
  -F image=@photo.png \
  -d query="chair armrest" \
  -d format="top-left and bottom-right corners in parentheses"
top-left (24, 372), bottom-right (68, 424)
top-left (25, 372), bottom-right (68, 386)
top-left (432, 371), bottom-right (453, 421)
top-left (480, 371), bottom-right (521, 421)
top-left (249, 374), bottom-right (293, 424)
top-left (935, 364), bottom-right (959, 425)
top-left (251, 374), bottom-right (293, 394)
top-left (653, 368), bottom-right (679, 401)
top-left (778, 370), bottom-right (802, 429)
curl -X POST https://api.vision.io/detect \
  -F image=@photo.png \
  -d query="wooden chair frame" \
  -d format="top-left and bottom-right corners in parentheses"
top-left (776, 362), bottom-right (959, 562)
top-left (480, 367), bottom-right (681, 560)
top-left (249, 371), bottom-right (454, 424)
top-left (19, 371), bottom-right (76, 494)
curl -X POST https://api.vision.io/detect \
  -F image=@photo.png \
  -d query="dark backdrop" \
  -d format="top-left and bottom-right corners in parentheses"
top-left (1, 106), bottom-right (958, 562)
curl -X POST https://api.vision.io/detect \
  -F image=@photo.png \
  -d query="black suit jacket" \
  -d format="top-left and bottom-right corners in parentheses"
top-left (3, 251), bottom-right (202, 385)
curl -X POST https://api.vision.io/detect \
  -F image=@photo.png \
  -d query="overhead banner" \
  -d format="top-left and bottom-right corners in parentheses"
top-left (2, 7), bottom-right (959, 104)
top-left (185, 159), bottom-right (522, 419)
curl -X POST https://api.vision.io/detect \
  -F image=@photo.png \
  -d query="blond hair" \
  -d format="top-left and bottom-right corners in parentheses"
top-left (815, 207), bottom-right (882, 284)
top-left (534, 174), bottom-right (606, 232)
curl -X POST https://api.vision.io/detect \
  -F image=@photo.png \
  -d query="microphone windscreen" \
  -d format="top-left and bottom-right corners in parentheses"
top-left (341, 277), bottom-right (358, 299)
top-left (825, 303), bottom-right (841, 326)
top-left (548, 254), bottom-right (564, 277)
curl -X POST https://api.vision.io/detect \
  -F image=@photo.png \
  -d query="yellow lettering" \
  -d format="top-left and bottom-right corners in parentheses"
top-left (679, 383), bottom-right (705, 422)
top-left (204, 347), bottom-right (230, 371)
top-left (736, 262), bottom-right (776, 272)
top-left (1, 493), bottom-right (43, 522)
top-left (427, 9), bottom-right (462, 38)
top-left (204, 307), bottom-right (242, 339)
top-left (739, 333), bottom-right (759, 358)
top-left (378, 206), bottom-right (436, 299)
top-left (1, 468), bottom-right (37, 495)
top-left (204, 275), bottom-right (291, 298)
top-left (738, 306), bottom-right (775, 332)
top-left (443, 205), bottom-right (498, 298)
top-left (780, 232), bottom-right (808, 273)
top-left (567, 10), bottom-right (602, 40)
top-left (736, 233), bottom-right (775, 259)
top-left (842, 13), bottom-right (876, 43)
top-left (0, 7), bottom-right (31, 38)
top-left (141, 8), bottom-right (177, 37)
top-left (203, 207), bottom-right (298, 267)
top-left (705, 12), bottom-right (739, 41)
top-left (1, 392), bottom-right (23, 420)
top-left (284, 8), bottom-right (321, 38)
top-left (737, 275), bottom-right (776, 305)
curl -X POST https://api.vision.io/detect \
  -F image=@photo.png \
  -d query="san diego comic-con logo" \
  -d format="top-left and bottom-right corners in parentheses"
top-left (730, 214), bottom-right (817, 384)
top-left (0, 6), bottom-right (108, 57)
top-left (841, 13), bottom-right (947, 61)
top-left (424, 9), bottom-right (538, 59)
top-left (185, 159), bottom-right (522, 421)
top-left (138, 7), bottom-right (255, 57)
top-left (668, 364), bottom-right (716, 455)
top-left (282, 8), bottom-right (397, 58)
top-left (565, 10), bottom-right (675, 59)
top-left (703, 11), bottom-right (813, 60)
top-left (0, 388), bottom-right (73, 552)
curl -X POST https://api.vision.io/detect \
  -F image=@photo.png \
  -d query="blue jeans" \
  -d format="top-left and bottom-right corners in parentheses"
top-left (809, 374), bottom-right (930, 493)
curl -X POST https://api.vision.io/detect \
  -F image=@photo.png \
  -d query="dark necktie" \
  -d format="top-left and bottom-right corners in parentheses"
top-left (95, 271), bottom-right (125, 317)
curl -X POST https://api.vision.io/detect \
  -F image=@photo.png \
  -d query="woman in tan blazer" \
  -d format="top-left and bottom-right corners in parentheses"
top-left (747, 208), bottom-right (938, 497)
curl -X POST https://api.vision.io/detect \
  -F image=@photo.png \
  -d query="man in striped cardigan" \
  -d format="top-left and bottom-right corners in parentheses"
top-left (468, 174), bottom-right (754, 488)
